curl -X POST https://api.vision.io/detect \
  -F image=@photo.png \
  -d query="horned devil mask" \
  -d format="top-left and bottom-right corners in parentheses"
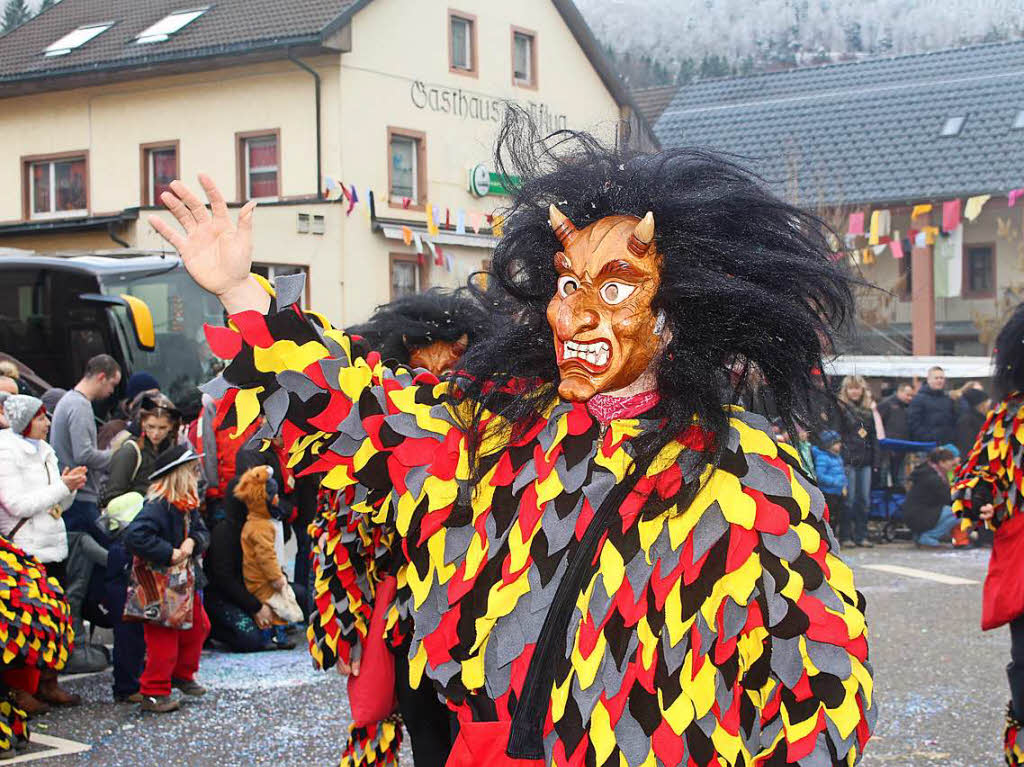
top-left (546, 204), bottom-right (667, 402)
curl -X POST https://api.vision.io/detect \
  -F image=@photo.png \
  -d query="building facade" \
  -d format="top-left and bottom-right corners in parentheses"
top-left (0, 0), bottom-right (655, 325)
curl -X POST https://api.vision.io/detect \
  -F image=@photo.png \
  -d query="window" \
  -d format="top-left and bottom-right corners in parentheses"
top-left (512, 28), bottom-right (537, 87)
top-left (311, 215), bottom-right (325, 235)
top-left (940, 116), bottom-right (965, 136)
top-left (252, 264), bottom-right (309, 307)
top-left (44, 23), bottom-right (112, 56)
top-left (297, 213), bottom-right (310, 233)
top-left (963, 244), bottom-right (995, 297)
top-left (140, 142), bottom-right (178, 206)
top-left (236, 131), bottom-right (280, 200)
top-left (387, 127), bottom-right (427, 209)
top-left (390, 254), bottom-right (420, 299)
top-left (25, 154), bottom-right (88, 219)
top-left (1015, 110), bottom-right (1024, 130)
top-left (449, 11), bottom-right (477, 75)
top-left (135, 8), bottom-right (207, 44)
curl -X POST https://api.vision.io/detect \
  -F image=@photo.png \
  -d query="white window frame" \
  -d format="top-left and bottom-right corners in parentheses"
top-left (44, 23), bottom-right (112, 56)
top-left (146, 146), bottom-right (177, 207)
top-left (450, 16), bottom-right (472, 70)
top-left (29, 158), bottom-right (88, 220)
top-left (135, 8), bottom-right (208, 44)
top-left (390, 255), bottom-right (420, 300)
top-left (243, 135), bottom-right (279, 201)
top-left (389, 135), bottom-right (418, 203)
top-left (513, 32), bottom-right (534, 84)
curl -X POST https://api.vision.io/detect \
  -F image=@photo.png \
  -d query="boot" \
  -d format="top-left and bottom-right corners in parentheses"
top-left (1008, 701), bottom-right (1024, 766)
top-left (37, 669), bottom-right (80, 707)
top-left (9, 690), bottom-right (48, 719)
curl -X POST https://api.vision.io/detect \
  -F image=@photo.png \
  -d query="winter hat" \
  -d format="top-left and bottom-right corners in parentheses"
top-left (3, 395), bottom-right (45, 436)
top-left (41, 387), bottom-right (67, 417)
top-left (819, 430), bottom-right (841, 448)
top-left (148, 443), bottom-right (200, 481)
top-left (963, 387), bottom-right (989, 408)
top-left (940, 442), bottom-right (961, 459)
top-left (125, 372), bottom-right (160, 403)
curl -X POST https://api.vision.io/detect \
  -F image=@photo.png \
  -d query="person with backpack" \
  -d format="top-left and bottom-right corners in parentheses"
top-left (101, 395), bottom-right (181, 703)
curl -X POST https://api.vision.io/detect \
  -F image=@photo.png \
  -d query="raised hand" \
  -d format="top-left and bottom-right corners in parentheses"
top-left (148, 174), bottom-right (270, 314)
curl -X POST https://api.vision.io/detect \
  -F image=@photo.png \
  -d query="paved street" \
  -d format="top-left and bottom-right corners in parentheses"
top-left (11, 543), bottom-right (1006, 766)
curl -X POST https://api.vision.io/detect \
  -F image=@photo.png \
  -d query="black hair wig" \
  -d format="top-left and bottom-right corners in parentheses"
top-left (993, 302), bottom-right (1024, 400)
top-left (452, 106), bottom-right (854, 488)
top-left (348, 288), bottom-right (487, 367)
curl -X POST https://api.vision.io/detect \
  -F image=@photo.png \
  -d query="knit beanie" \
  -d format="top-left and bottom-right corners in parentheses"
top-left (125, 372), bottom-right (160, 403)
top-left (3, 395), bottom-right (45, 436)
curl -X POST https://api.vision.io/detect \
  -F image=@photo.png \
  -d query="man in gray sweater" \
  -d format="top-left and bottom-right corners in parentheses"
top-left (50, 354), bottom-right (121, 539)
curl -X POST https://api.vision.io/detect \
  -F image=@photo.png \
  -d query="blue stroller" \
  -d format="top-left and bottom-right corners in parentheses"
top-left (869, 438), bottom-right (937, 542)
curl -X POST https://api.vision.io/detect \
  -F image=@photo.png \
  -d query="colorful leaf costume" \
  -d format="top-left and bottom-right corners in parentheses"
top-left (204, 275), bottom-right (875, 766)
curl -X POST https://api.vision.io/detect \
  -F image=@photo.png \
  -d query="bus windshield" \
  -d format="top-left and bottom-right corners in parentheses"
top-left (100, 264), bottom-right (225, 418)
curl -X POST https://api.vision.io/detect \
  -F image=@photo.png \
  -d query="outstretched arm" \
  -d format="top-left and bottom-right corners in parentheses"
top-left (952, 399), bottom-right (1014, 526)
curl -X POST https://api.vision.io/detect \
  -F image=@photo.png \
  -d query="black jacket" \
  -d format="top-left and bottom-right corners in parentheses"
top-left (837, 402), bottom-right (877, 468)
top-left (101, 437), bottom-right (173, 507)
top-left (124, 497), bottom-right (210, 587)
top-left (902, 462), bottom-right (951, 533)
top-left (204, 478), bottom-right (262, 615)
top-left (877, 395), bottom-right (909, 441)
top-left (955, 408), bottom-right (987, 460)
top-left (908, 387), bottom-right (957, 444)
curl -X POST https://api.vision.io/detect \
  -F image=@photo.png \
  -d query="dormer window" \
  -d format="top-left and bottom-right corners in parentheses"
top-left (135, 8), bottom-right (207, 44)
top-left (44, 23), bottom-right (112, 57)
top-left (940, 116), bottom-right (966, 136)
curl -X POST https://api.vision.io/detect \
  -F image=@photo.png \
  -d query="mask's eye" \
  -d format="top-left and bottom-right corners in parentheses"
top-left (600, 281), bottom-right (635, 305)
top-left (557, 275), bottom-right (579, 297)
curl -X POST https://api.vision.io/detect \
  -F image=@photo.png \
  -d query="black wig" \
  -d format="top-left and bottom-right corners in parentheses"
top-left (348, 288), bottom-right (487, 368)
top-left (453, 106), bottom-right (854, 485)
top-left (993, 303), bottom-right (1024, 400)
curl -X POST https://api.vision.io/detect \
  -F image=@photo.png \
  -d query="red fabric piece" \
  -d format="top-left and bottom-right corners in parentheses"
top-left (586, 390), bottom-right (660, 425)
top-left (227, 311), bottom-right (275, 348)
top-left (445, 721), bottom-right (542, 766)
top-left (139, 598), bottom-right (210, 696)
top-left (348, 576), bottom-right (398, 724)
top-left (204, 324), bottom-right (243, 359)
top-left (942, 199), bottom-right (962, 233)
top-left (982, 512), bottom-right (1024, 630)
top-left (211, 399), bottom-right (260, 499)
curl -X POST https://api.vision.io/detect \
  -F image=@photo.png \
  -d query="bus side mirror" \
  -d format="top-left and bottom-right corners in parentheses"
top-left (78, 293), bottom-right (156, 352)
top-left (119, 294), bottom-right (156, 351)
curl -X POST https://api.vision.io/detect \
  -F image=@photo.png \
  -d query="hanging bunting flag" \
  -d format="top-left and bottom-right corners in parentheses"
top-left (891, 238), bottom-right (905, 259)
top-left (401, 226), bottom-right (413, 246)
top-left (1010, 189), bottom-right (1024, 207)
top-left (432, 206), bottom-right (442, 230)
top-left (413, 231), bottom-right (423, 254)
top-left (868, 210), bottom-right (891, 245)
top-left (445, 209), bottom-right (451, 229)
top-left (434, 243), bottom-right (444, 266)
top-left (426, 207), bottom-right (440, 236)
top-left (402, 197), bottom-right (412, 209)
top-left (872, 244), bottom-right (887, 257)
top-left (964, 194), bottom-right (991, 222)
top-left (469, 211), bottom-right (482, 234)
top-left (366, 189), bottom-right (374, 221)
top-left (346, 185), bottom-right (359, 216)
top-left (911, 204), bottom-right (933, 219)
top-left (914, 230), bottom-right (927, 248)
top-left (847, 212), bottom-right (865, 236)
top-left (324, 176), bottom-right (344, 201)
top-left (863, 247), bottom-right (875, 265)
top-left (456, 209), bottom-right (466, 235)
top-left (445, 253), bottom-right (454, 272)
top-left (923, 226), bottom-right (939, 244)
top-left (942, 199), bottom-right (962, 232)
top-left (492, 214), bottom-right (505, 237)
top-left (933, 224), bottom-right (964, 298)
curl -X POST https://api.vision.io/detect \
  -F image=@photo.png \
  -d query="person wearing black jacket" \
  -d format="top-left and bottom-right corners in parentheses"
top-left (835, 376), bottom-right (881, 546)
top-left (908, 366), bottom-right (957, 443)
top-left (903, 447), bottom-right (960, 547)
top-left (878, 383), bottom-right (914, 487)
top-left (956, 387), bottom-right (992, 459)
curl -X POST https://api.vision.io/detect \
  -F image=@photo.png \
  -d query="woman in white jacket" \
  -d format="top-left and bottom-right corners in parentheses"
top-left (0, 394), bottom-right (86, 713)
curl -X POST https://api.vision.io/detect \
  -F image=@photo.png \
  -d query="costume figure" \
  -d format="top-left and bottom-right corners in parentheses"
top-left (310, 289), bottom-right (486, 766)
top-left (952, 303), bottom-right (1024, 765)
top-left (155, 110), bottom-right (874, 766)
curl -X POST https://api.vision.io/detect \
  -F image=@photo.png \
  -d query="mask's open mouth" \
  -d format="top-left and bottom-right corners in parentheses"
top-left (558, 338), bottom-right (611, 373)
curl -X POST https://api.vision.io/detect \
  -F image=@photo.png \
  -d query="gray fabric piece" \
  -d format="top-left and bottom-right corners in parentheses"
top-left (274, 272), bottom-right (306, 308)
top-left (385, 412), bottom-right (434, 440)
top-left (692, 502), bottom-right (728, 560)
top-left (276, 370), bottom-right (324, 402)
top-left (511, 461), bottom-right (539, 496)
top-left (721, 596), bottom-right (748, 641)
top-left (613, 707), bottom-right (651, 765)
top-left (762, 528), bottom-right (802, 563)
top-left (489, 618), bottom-right (526, 670)
top-left (805, 639), bottom-right (853, 679)
top-left (825, 716), bottom-right (859, 760)
top-left (798, 735), bottom-right (836, 767)
top-left (199, 374), bottom-right (230, 399)
top-left (404, 464), bottom-right (430, 499)
top-left (317, 358), bottom-right (349, 392)
top-left (808, 581), bottom-right (846, 613)
top-left (742, 453), bottom-right (793, 497)
top-left (624, 545), bottom-right (652, 601)
top-left (442, 521), bottom-right (475, 565)
top-left (769, 635), bottom-right (805, 689)
top-left (528, 557), bottom-right (567, 613)
top-left (262, 386), bottom-right (290, 435)
top-left (660, 625), bottom-right (690, 670)
top-left (695, 612), bottom-right (716, 658)
top-left (541, 499), bottom-right (578, 553)
top-left (327, 431), bottom-right (363, 457)
top-left (335, 402), bottom-right (368, 441)
top-left (556, 452), bottom-right (591, 494)
top-left (581, 469), bottom-right (617, 510)
top-left (696, 711), bottom-right (719, 737)
top-left (761, 569), bottom-right (789, 627)
top-left (571, 672), bottom-right (604, 724)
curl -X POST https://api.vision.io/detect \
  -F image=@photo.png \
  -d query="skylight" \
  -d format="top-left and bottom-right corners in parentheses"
top-left (1014, 110), bottom-right (1024, 130)
top-left (44, 23), bottom-right (112, 57)
top-left (135, 8), bottom-right (208, 44)
top-left (940, 116), bottom-right (966, 137)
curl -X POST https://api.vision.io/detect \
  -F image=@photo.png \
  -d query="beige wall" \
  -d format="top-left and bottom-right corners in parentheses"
top-left (0, 0), bottom-right (630, 327)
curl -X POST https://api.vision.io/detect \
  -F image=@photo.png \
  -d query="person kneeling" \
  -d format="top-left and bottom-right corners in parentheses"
top-left (904, 446), bottom-right (960, 548)
top-left (123, 445), bottom-right (210, 712)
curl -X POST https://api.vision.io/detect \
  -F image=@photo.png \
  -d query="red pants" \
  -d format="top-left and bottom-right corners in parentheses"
top-left (139, 597), bottom-right (210, 697)
top-left (2, 668), bottom-right (39, 694)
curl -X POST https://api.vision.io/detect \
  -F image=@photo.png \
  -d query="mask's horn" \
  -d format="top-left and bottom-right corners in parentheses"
top-left (627, 211), bottom-right (655, 257)
top-left (549, 204), bottom-right (580, 249)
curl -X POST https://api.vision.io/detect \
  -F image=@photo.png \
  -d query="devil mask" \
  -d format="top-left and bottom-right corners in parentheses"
top-left (546, 205), bottom-right (666, 402)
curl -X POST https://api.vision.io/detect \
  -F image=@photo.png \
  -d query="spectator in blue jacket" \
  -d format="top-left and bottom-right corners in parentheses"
top-left (813, 431), bottom-right (849, 544)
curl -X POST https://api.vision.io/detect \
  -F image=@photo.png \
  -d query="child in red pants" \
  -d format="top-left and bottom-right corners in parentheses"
top-left (123, 444), bottom-right (211, 713)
